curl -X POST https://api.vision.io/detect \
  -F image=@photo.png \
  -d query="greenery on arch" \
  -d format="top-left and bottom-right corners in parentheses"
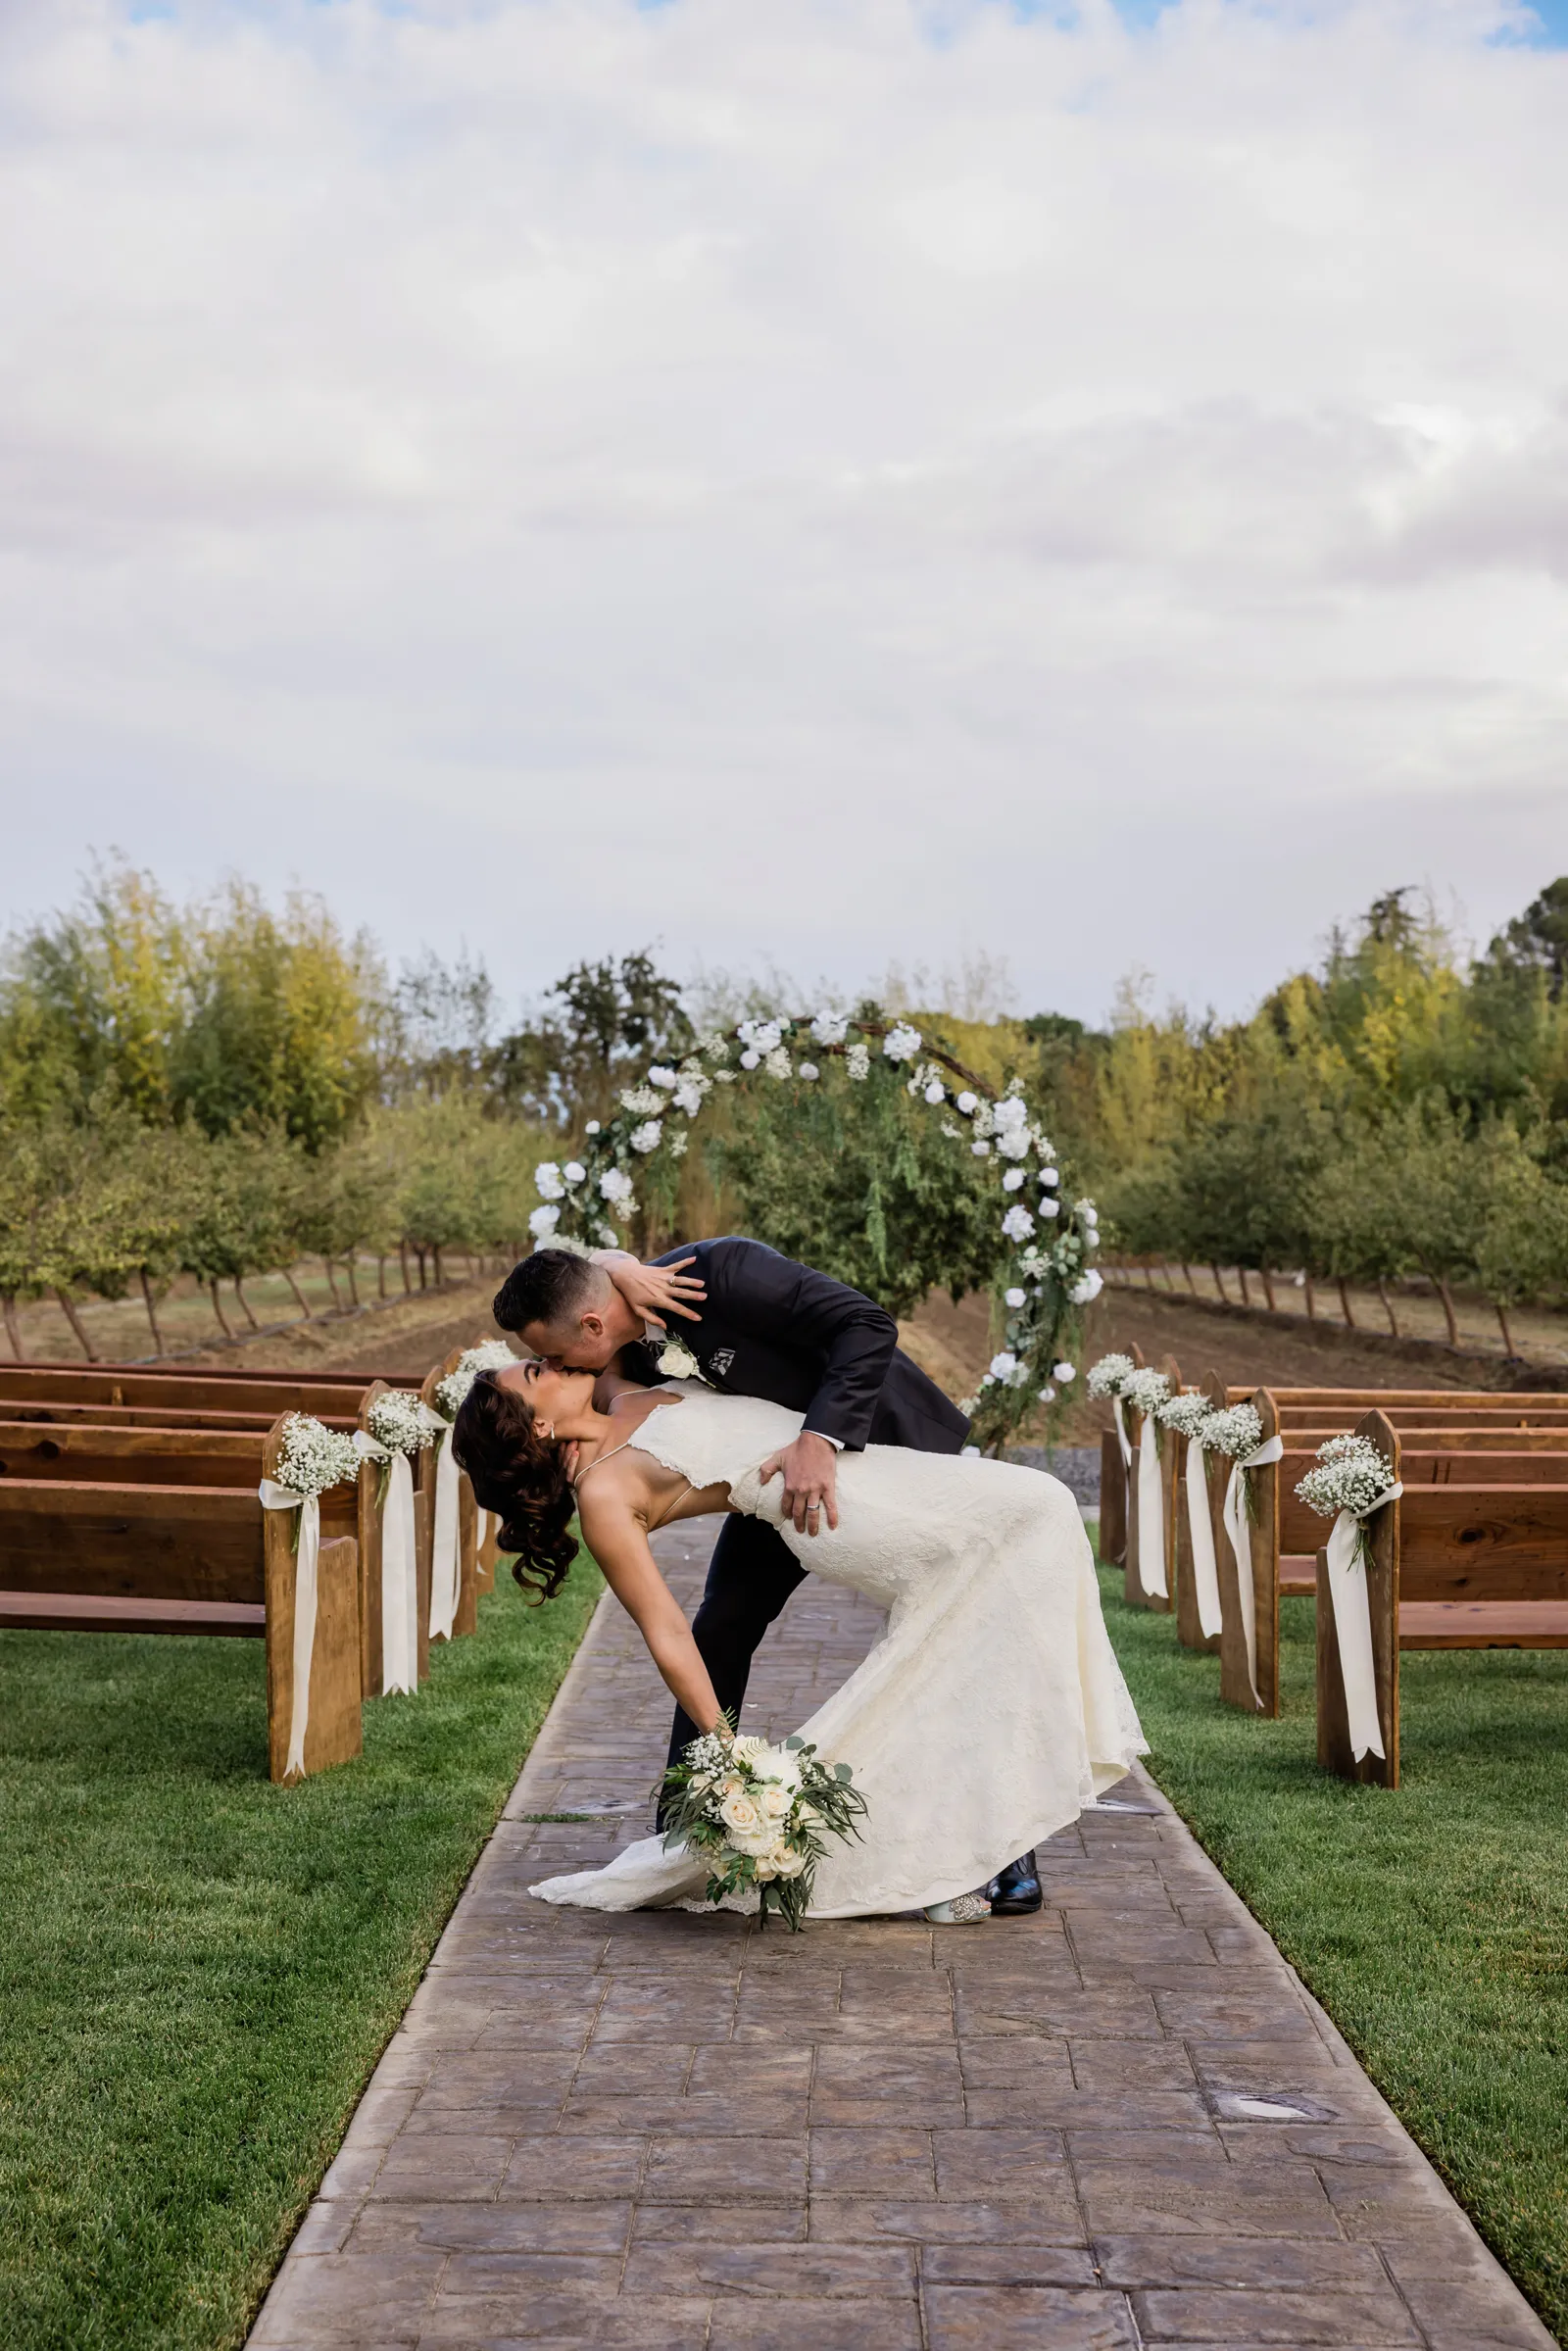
top-left (529, 1007), bottom-right (1102, 1451)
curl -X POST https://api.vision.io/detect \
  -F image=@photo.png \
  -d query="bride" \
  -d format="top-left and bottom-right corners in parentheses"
top-left (454, 1356), bottom-right (1145, 1923)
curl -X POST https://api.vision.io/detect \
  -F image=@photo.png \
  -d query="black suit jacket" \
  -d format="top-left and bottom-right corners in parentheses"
top-left (617, 1237), bottom-right (969, 1456)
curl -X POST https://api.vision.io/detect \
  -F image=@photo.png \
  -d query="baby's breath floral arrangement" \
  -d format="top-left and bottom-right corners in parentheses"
top-left (1086, 1352), bottom-right (1137, 1400)
top-left (659, 1728), bottom-right (867, 1933)
top-left (530, 1006), bottom-right (1101, 1454)
top-left (367, 1389), bottom-right (435, 1458)
top-left (1296, 1434), bottom-right (1400, 1531)
top-left (434, 1340), bottom-right (519, 1422)
top-left (1157, 1390), bottom-right (1214, 1439)
top-left (1196, 1401), bottom-right (1264, 1460)
top-left (274, 1413), bottom-right (360, 1498)
top-left (270, 1413), bottom-right (360, 1549)
top-left (1121, 1367), bottom-right (1171, 1419)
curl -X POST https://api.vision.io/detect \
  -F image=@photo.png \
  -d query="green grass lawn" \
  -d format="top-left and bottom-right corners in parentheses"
top-left (0, 1562), bottom-right (604, 2351)
top-left (1101, 1565), bottom-right (1568, 2341)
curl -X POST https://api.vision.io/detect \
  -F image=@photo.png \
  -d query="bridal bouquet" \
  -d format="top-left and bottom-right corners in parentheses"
top-left (659, 1729), bottom-right (867, 1932)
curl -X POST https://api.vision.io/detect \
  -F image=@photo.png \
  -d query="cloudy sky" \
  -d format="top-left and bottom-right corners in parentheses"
top-left (2, 0), bottom-right (1564, 1025)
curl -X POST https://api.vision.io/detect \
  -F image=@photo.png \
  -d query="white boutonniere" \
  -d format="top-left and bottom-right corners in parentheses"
top-left (657, 1340), bottom-right (702, 1381)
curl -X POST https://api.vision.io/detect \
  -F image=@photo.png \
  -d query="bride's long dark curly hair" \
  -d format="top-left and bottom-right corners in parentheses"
top-left (452, 1369), bottom-right (577, 1602)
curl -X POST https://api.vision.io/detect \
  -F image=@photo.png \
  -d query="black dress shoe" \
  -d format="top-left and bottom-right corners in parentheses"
top-left (984, 1850), bottom-right (1043, 1916)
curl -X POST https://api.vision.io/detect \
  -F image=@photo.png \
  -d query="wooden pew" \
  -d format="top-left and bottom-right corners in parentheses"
top-left (1198, 1376), bottom-right (1284, 1717)
top-left (1095, 1343), bottom-right (1143, 1569)
top-left (1315, 1409), bottom-right (1568, 1788)
top-left (1124, 1353), bottom-right (1179, 1617)
top-left (0, 1365), bottom-right (377, 1418)
top-left (0, 1415), bottom-right (362, 1784)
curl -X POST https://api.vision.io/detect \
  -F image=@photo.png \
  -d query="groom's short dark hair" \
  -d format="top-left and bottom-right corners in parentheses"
top-left (493, 1249), bottom-right (603, 1334)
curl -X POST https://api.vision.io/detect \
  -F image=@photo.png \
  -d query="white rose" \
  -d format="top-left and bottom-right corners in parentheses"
top-left (883, 1023), bottom-right (922, 1062)
top-left (673, 1083), bottom-right (705, 1115)
top-left (528, 1203), bottom-right (561, 1238)
top-left (1069, 1270), bottom-right (1103, 1305)
top-left (989, 1351), bottom-right (1018, 1380)
top-left (810, 1010), bottom-right (849, 1046)
top-left (658, 1342), bottom-right (698, 1380)
top-left (1002, 1204), bottom-right (1035, 1242)
top-left (799, 1061), bottom-right (819, 1082)
top-left (996, 1130), bottom-right (1029, 1160)
top-left (564, 1161), bottom-right (585, 1185)
top-left (961, 1444), bottom-right (981, 1457)
top-left (972, 1140), bottom-right (992, 1157)
top-left (731, 1735), bottom-right (768, 1764)
top-left (648, 1066), bottom-right (678, 1089)
top-left (584, 1119), bottom-right (601, 1135)
top-left (1004, 1287), bottom-right (1026, 1308)
top-left (739, 1049), bottom-right (760, 1069)
top-left (630, 1119), bottom-right (663, 1154)
top-left (534, 1161), bottom-right (564, 1200)
top-left (956, 1092), bottom-right (979, 1115)
top-left (1003, 1169), bottom-right (1025, 1192)
top-left (718, 1790), bottom-right (761, 1837)
top-left (1039, 1165), bottom-right (1060, 1189)
top-left (1039, 1385), bottom-right (1057, 1403)
top-left (760, 1783), bottom-right (792, 1820)
top-left (1054, 1361), bottom-right (1077, 1383)
top-left (1038, 1196), bottom-right (1061, 1219)
top-left (923, 1079), bottom-right (945, 1105)
top-left (767, 1840), bottom-right (807, 1879)
top-left (599, 1169), bottom-right (634, 1204)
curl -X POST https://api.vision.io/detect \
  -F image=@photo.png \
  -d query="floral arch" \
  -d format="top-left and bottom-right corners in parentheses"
top-left (527, 1010), bottom-right (1102, 1452)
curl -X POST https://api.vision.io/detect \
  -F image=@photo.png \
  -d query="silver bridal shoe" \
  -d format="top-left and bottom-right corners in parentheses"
top-left (924, 1891), bottom-right (992, 1925)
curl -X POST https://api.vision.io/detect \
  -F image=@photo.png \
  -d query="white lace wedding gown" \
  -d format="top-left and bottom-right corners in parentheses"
top-left (531, 1385), bottom-right (1146, 1920)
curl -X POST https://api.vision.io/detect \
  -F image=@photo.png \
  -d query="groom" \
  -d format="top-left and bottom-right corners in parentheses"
top-left (492, 1236), bottom-right (1044, 1918)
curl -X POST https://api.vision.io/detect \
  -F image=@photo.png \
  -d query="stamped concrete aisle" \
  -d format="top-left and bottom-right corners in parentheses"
top-left (253, 1526), bottom-right (1553, 2351)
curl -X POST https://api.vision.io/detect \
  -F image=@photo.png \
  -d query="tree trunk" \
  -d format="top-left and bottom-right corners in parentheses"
top-left (55, 1287), bottom-right (99, 1360)
top-left (321, 1256), bottom-right (343, 1311)
top-left (1376, 1276), bottom-right (1399, 1338)
top-left (399, 1241), bottom-right (413, 1296)
top-left (1210, 1264), bottom-right (1227, 1303)
top-left (234, 1277), bottom-right (261, 1331)
top-left (1182, 1263), bottom-right (1199, 1297)
top-left (2, 1293), bottom-right (24, 1360)
top-left (138, 1268), bottom-right (165, 1355)
top-left (208, 1279), bottom-right (236, 1341)
top-left (1337, 1277), bottom-right (1356, 1330)
top-left (282, 1265), bottom-right (313, 1321)
top-left (1303, 1276), bottom-right (1316, 1320)
top-left (1143, 1260), bottom-right (1156, 1289)
top-left (376, 1254), bottom-right (387, 1299)
top-left (1435, 1278), bottom-right (1460, 1348)
top-left (433, 1244), bottom-right (446, 1287)
top-left (416, 1248), bottom-right (428, 1292)
top-left (1259, 1266), bottom-right (1278, 1312)
top-left (1237, 1266), bottom-right (1251, 1306)
top-left (1493, 1297), bottom-right (1517, 1357)
top-left (343, 1254), bottom-right (361, 1308)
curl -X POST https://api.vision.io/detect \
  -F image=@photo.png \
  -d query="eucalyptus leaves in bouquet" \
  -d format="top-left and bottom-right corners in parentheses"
top-left (526, 1004), bottom-right (1102, 1454)
top-left (659, 1725), bottom-right (868, 1933)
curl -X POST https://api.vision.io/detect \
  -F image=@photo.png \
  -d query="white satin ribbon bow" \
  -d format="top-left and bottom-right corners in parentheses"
top-left (429, 1413), bottom-right (463, 1643)
top-left (1325, 1485), bottom-right (1403, 1762)
top-left (1220, 1434), bottom-right (1285, 1708)
top-left (1184, 1435), bottom-right (1224, 1640)
top-left (257, 1479), bottom-right (320, 1779)
top-left (1136, 1416), bottom-right (1168, 1599)
top-left (353, 1431), bottom-right (419, 1696)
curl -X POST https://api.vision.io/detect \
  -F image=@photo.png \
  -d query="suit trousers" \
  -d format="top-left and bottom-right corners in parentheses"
top-left (662, 1511), bottom-right (808, 1788)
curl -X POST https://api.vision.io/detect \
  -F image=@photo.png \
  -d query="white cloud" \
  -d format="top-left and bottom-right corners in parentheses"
top-left (0, 0), bottom-right (1564, 1015)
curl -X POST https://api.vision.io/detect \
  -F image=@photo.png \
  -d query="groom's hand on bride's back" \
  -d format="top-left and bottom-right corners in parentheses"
top-left (760, 1431), bottom-right (840, 1536)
